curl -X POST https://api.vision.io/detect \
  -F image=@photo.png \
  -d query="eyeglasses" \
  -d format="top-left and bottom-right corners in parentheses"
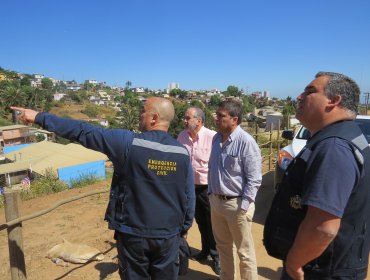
top-left (184, 116), bottom-right (199, 121)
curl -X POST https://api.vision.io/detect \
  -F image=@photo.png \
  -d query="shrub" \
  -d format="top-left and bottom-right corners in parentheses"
top-left (0, 169), bottom-right (106, 208)
top-left (69, 173), bottom-right (101, 189)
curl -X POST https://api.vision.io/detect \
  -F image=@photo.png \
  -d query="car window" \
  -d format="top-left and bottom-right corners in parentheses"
top-left (355, 119), bottom-right (370, 143)
top-left (296, 127), bottom-right (311, 140)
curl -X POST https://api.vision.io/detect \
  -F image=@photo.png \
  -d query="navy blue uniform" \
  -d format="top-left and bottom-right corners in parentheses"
top-left (264, 121), bottom-right (370, 279)
top-left (35, 113), bottom-right (195, 280)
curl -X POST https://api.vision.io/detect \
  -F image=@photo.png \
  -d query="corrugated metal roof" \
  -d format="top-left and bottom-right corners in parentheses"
top-left (0, 142), bottom-right (108, 175)
top-left (0, 124), bottom-right (29, 131)
top-left (0, 161), bottom-right (29, 174)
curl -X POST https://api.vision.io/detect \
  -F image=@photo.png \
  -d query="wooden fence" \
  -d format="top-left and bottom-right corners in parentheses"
top-left (0, 124), bottom-right (284, 279)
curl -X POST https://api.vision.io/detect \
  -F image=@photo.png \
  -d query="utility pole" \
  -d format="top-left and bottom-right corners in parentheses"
top-left (364, 92), bottom-right (370, 115)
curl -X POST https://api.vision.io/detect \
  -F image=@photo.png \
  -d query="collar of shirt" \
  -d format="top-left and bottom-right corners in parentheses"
top-left (220, 125), bottom-right (242, 147)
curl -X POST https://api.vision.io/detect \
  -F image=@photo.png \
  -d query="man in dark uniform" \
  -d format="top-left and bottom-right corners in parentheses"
top-left (12, 97), bottom-right (195, 280)
top-left (264, 72), bottom-right (370, 280)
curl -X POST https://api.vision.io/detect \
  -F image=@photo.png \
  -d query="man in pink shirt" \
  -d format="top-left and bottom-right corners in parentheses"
top-left (177, 107), bottom-right (220, 275)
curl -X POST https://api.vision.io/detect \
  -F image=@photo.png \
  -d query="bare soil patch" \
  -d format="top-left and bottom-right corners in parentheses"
top-left (0, 177), bottom-right (282, 280)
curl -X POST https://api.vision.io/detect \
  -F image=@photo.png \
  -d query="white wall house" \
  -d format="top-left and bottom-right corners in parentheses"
top-left (53, 93), bottom-right (66, 101)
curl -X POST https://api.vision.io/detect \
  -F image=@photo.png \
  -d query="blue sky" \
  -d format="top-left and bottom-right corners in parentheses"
top-left (1, 0), bottom-right (370, 99)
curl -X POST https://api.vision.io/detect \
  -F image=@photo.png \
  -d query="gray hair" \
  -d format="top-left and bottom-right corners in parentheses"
top-left (315, 71), bottom-right (360, 115)
top-left (189, 107), bottom-right (205, 123)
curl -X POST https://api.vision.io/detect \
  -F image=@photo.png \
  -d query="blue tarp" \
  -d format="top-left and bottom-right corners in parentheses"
top-left (58, 160), bottom-right (106, 186)
top-left (3, 144), bottom-right (32, 154)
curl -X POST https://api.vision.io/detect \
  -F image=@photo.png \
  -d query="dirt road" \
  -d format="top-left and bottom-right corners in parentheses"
top-left (0, 172), bottom-right (282, 280)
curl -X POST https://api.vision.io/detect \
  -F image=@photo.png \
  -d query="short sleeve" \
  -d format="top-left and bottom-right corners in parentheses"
top-left (301, 138), bottom-right (360, 217)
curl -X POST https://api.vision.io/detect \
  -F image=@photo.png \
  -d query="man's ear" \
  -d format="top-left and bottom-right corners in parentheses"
top-left (151, 113), bottom-right (159, 124)
top-left (328, 95), bottom-right (342, 106)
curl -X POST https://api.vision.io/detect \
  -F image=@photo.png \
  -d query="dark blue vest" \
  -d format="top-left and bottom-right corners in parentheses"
top-left (105, 131), bottom-right (191, 238)
top-left (264, 121), bottom-right (370, 279)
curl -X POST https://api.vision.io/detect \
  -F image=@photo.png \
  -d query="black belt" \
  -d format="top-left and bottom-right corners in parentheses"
top-left (214, 194), bottom-right (242, 200)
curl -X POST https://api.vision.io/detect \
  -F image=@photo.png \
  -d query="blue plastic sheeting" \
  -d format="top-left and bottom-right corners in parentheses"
top-left (3, 144), bottom-right (32, 154)
top-left (58, 160), bottom-right (106, 187)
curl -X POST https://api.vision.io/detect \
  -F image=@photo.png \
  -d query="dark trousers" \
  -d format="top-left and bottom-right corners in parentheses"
top-left (195, 185), bottom-right (218, 259)
top-left (115, 231), bottom-right (180, 280)
top-left (280, 265), bottom-right (356, 280)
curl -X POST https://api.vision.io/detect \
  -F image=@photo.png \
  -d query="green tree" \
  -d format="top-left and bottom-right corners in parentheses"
top-left (209, 95), bottom-right (222, 108)
top-left (190, 99), bottom-right (204, 108)
top-left (225, 85), bottom-right (242, 97)
top-left (119, 106), bottom-right (139, 131)
top-left (41, 78), bottom-right (53, 90)
top-left (21, 76), bottom-right (31, 86)
top-left (1, 85), bottom-right (27, 108)
top-left (241, 95), bottom-right (255, 113)
top-left (83, 81), bottom-right (94, 91)
top-left (54, 81), bottom-right (67, 92)
top-left (204, 108), bottom-right (216, 130)
top-left (170, 89), bottom-right (187, 100)
top-left (169, 101), bottom-right (187, 137)
top-left (83, 104), bottom-right (100, 118)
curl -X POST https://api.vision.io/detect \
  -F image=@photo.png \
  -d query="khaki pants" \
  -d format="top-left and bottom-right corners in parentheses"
top-left (210, 194), bottom-right (258, 280)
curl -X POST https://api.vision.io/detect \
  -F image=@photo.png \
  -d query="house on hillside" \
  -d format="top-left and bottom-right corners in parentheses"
top-left (0, 73), bottom-right (7, 81)
top-left (132, 87), bottom-right (145, 93)
top-left (0, 125), bottom-right (34, 151)
top-left (54, 92), bottom-right (66, 101)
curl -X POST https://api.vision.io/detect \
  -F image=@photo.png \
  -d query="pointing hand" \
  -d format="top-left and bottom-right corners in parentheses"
top-left (10, 107), bottom-right (39, 125)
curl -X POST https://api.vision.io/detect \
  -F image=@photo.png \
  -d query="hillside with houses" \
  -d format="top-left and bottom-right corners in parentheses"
top-left (0, 66), bottom-right (301, 192)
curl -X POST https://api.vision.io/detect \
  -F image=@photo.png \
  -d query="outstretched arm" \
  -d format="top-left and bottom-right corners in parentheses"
top-left (10, 106), bottom-right (133, 165)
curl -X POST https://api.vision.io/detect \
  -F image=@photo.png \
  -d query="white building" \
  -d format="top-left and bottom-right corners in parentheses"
top-left (133, 87), bottom-right (145, 93)
top-left (53, 93), bottom-right (66, 101)
top-left (167, 82), bottom-right (180, 93)
top-left (85, 80), bottom-right (98, 85)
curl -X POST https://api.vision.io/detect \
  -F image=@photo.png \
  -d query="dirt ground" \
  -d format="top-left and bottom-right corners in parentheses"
top-left (0, 172), bottom-right (282, 280)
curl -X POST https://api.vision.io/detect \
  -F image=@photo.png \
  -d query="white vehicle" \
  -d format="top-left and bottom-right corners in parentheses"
top-left (274, 115), bottom-right (370, 190)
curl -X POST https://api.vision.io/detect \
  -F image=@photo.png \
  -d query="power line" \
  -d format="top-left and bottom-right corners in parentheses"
top-left (364, 92), bottom-right (370, 115)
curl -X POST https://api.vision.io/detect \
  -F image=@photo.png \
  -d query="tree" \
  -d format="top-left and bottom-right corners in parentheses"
top-left (225, 85), bottom-right (242, 97)
top-left (119, 105), bottom-right (139, 131)
top-left (169, 101), bottom-right (187, 137)
top-left (241, 95), bottom-right (255, 113)
top-left (170, 89), bottom-right (187, 100)
top-left (1, 85), bottom-right (27, 109)
top-left (54, 81), bottom-right (67, 92)
top-left (21, 76), bottom-right (31, 86)
top-left (41, 78), bottom-right (53, 90)
top-left (204, 108), bottom-right (216, 130)
top-left (190, 99), bottom-right (204, 108)
top-left (83, 81), bottom-right (94, 91)
top-left (83, 104), bottom-right (100, 118)
top-left (209, 95), bottom-right (222, 108)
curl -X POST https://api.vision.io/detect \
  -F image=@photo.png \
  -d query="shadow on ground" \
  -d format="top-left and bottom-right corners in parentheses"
top-left (258, 266), bottom-right (283, 280)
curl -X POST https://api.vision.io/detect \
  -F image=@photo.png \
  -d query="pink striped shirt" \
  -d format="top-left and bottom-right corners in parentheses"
top-left (177, 126), bottom-right (217, 185)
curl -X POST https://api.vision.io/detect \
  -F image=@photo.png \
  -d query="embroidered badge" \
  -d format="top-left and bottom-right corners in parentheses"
top-left (290, 195), bottom-right (302, 209)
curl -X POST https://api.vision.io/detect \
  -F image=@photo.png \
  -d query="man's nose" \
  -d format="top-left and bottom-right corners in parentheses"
top-left (297, 93), bottom-right (304, 100)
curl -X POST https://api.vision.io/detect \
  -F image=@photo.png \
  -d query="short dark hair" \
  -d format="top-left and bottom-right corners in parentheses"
top-left (219, 100), bottom-right (243, 124)
top-left (316, 71), bottom-right (360, 114)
